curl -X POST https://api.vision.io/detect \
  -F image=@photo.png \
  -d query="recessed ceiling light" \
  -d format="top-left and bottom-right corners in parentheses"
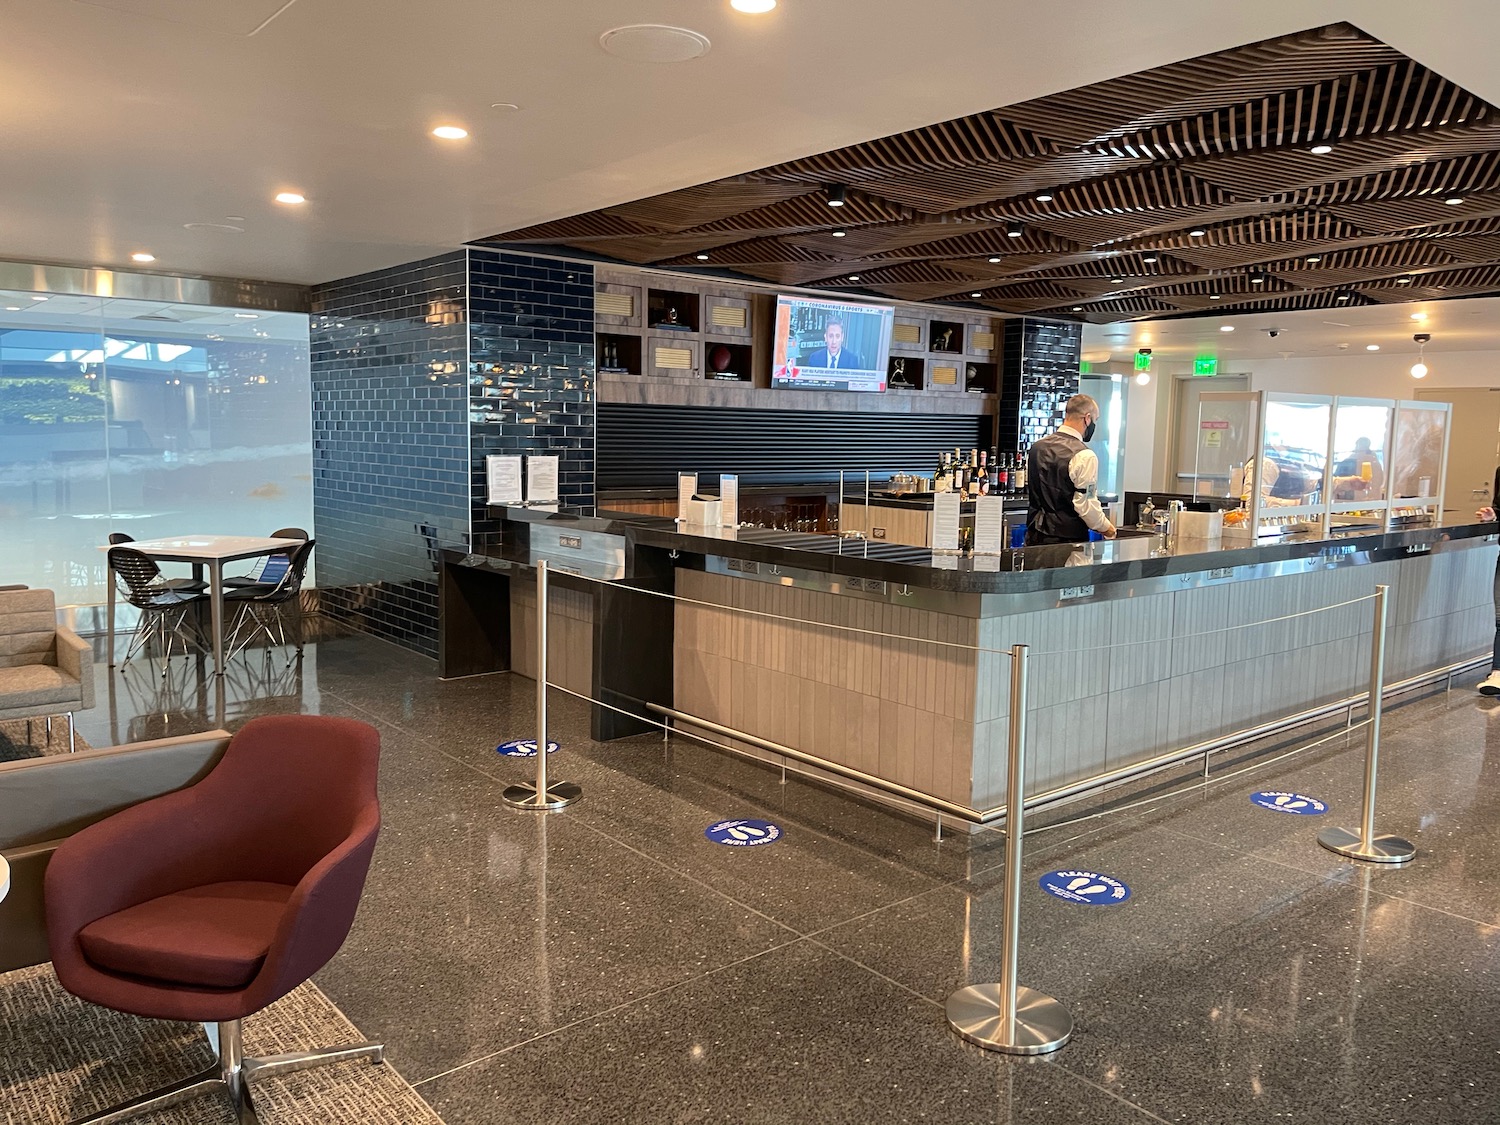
top-left (489, 102), bottom-right (521, 111)
top-left (1035, 191), bottom-right (1054, 202)
top-left (971, 292), bottom-right (983, 298)
top-left (1366, 344), bottom-right (1380, 351)
top-left (274, 192), bottom-right (306, 205)
top-left (234, 313), bottom-right (260, 319)
top-left (1305, 255), bottom-right (1322, 263)
top-left (831, 230), bottom-right (847, 238)
top-left (847, 275), bottom-right (860, 281)
top-left (1209, 293), bottom-right (1222, 300)
top-left (827, 185), bottom-right (846, 207)
top-left (1250, 273), bottom-right (1265, 284)
top-left (988, 256), bottom-right (1002, 263)
top-left (1141, 255), bottom-right (1158, 264)
top-left (432, 125), bottom-right (469, 140)
top-left (695, 253), bottom-right (710, 260)
top-left (4, 306), bottom-right (19, 312)
top-left (1396, 276), bottom-right (1413, 285)
top-left (130, 252), bottom-right (155, 263)
top-left (1189, 228), bottom-right (1207, 237)
top-left (1006, 222), bottom-right (1024, 238)
top-left (1445, 196), bottom-right (1465, 205)
top-left (730, 0), bottom-right (776, 11)
top-left (1310, 144), bottom-right (1334, 155)
top-left (32, 296), bottom-right (47, 302)
top-left (1220, 325), bottom-right (1235, 332)
top-left (1411, 312), bottom-right (1428, 321)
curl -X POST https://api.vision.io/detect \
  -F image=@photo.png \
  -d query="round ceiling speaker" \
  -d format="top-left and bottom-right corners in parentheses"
top-left (599, 24), bottom-right (711, 63)
top-left (183, 222), bottom-right (244, 234)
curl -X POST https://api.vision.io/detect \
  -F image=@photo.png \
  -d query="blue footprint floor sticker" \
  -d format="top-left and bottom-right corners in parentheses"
top-left (1249, 791), bottom-right (1327, 815)
top-left (705, 819), bottom-right (782, 847)
top-left (1039, 869), bottom-right (1131, 905)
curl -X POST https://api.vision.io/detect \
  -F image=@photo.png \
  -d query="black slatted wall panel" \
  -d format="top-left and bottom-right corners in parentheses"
top-left (598, 403), bottom-right (990, 489)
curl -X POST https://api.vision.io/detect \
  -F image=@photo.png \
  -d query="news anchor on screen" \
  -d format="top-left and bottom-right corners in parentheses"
top-left (803, 318), bottom-right (865, 370)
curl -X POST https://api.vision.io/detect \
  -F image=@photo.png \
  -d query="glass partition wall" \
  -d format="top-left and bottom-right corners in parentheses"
top-left (0, 291), bottom-right (311, 609)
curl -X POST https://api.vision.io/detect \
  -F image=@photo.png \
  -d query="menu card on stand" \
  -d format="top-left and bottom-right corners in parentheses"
top-left (677, 473), bottom-right (698, 523)
top-left (931, 492), bottom-right (961, 552)
top-left (973, 496), bottom-right (1004, 554)
top-left (485, 455), bottom-right (523, 506)
top-left (719, 474), bottom-right (739, 528)
top-left (527, 455), bottom-right (560, 506)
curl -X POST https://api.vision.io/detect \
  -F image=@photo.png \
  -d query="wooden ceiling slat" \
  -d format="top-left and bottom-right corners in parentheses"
top-left (480, 21), bottom-right (1500, 321)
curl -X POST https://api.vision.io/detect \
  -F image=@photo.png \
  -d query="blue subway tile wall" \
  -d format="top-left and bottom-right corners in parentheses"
top-left (467, 249), bottom-right (595, 550)
top-left (1001, 319), bottom-right (1082, 452)
top-left (310, 252), bottom-right (470, 657)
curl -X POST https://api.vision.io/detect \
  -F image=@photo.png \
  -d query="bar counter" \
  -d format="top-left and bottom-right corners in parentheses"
top-left (442, 507), bottom-right (1497, 824)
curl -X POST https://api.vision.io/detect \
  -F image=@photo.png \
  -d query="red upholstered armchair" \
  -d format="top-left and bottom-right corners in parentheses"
top-left (45, 715), bottom-right (383, 1125)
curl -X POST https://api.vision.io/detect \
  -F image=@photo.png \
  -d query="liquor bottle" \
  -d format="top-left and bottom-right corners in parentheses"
top-left (1014, 450), bottom-right (1028, 494)
top-left (988, 447), bottom-right (999, 492)
top-left (968, 465), bottom-right (980, 498)
top-left (996, 454), bottom-right (1009, 496)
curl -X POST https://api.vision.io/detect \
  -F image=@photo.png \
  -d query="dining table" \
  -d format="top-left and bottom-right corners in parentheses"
top-left (104, 535), bottom-right (303, 691)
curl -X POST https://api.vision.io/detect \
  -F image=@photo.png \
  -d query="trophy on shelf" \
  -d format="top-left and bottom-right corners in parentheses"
top-left (890, 358), bottom-right (912, 388)
top-left (934, 327), bottom-right (954, 351)
top-left (654, 305), bottom-right (690, 331)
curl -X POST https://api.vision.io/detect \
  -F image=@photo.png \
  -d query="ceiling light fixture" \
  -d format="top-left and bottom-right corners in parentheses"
top-left (1412, 332), bottom-right (1431, 378)
top-left (1035, 191), bottom-right (1054, 202)
top-left (32, 296), bottom-right (47, 302)
top-left (1336, 291), bottom-right (1352, 301)
top-left (695, 253), bottom-right (710, 260)
top-left (1366, 344), bottom-right (1380, 351)
top-left (826, 184), bottom-right (846, 207)
top-left (1209, 293), bottom-right (1222, 300)
top-left (432, 125), bottom-right (469, 140)
top-left (1110, 277), bottom-right (1125, 284)
top-left (847, 275), bottom-right (860, 281)
top-left (832, 230), bottom-right (847, 238)
top-left (730, 0), bottom-right (776, 11)
top-left (1396, 276), bottom-right (1413, 285)
top-left (1445, 196), bottom-right (1465, 205)
top-left (233, 313), bottom-right (260, 319)
top-left (1305, 255), bottom-right (1322, 263)
top-left (1071, 306), bottom-right (1084, 312)
top-left (1310, 144), bottom-right (1334, 155)
top-left (1411, 311), bottom-right (1428, 321)
top-left (988, 256), bottom-right (1002, 263)
top-left (1141, 255), bottom-right (1158, 264)
top-left (4, 306), bottom-right (19, 311)
top-left (971, 292), bottom-right (983, 298)
top-left (274, 191), bottom-right (306, 205)
top-left (130, 252), bottom-right (155, 263)
top-left (1006, 222), bottom-right (1024, 238)
top-left (490, 102), bottom-right (521, 111)
top-left (1220, 325), bottom-right (1235, 332)
top-left (1189, 227), bottom-right (1207, 237)
top-left (1135, 371), bottom-right (1151, 386)
top-left (1250, 272), bottom-right (1266, 284)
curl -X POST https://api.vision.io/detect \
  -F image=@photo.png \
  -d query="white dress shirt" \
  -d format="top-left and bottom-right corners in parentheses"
top-left (1056, 422), bottom-right (1110, 532)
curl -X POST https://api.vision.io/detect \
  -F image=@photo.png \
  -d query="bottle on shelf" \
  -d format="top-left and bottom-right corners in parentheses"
top-left (1013, 450), bottom-right (1027, 495)
top-left (996, 454), bottom-right (1009, 496)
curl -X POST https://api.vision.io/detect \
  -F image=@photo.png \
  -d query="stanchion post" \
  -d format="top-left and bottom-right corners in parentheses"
top-left (944, 644), bottom-right (1072, 1054)
top-left (503, 560), bottom-right (582, 811)
top-left (1317, 585), bottom-right (1414, 864)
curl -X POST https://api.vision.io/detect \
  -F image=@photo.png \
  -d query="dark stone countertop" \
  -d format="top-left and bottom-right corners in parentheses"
top-left (487, 505), bottom-right (1495, 595)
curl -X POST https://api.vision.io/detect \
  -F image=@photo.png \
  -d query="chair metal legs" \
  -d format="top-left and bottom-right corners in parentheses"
top-left (119, 605), bottom-right (206, 679)
top-left (71, 1017), bottom-right (385, 1125)
top-left (226, 600), bottom-right (305, 667)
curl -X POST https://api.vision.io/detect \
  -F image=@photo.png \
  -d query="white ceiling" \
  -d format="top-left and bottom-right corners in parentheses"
top-left (0, 291), bottom-right (307, 342)
top-left (1083, 295), bottom-right (1500, 365)
top-left (3, 1), bottom-right (1500, 288)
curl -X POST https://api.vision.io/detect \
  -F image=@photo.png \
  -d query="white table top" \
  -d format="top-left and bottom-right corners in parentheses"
top-left (102, 536), bottom-right (302, 562)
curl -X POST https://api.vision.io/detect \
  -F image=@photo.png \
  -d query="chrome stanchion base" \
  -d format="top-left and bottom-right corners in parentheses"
top-left (1317, 826), bottom-right (1416, 864)
top-left (945, 983), bottom-right (1073, 1055)
top-left (502, 782), bottom-right (582, 811)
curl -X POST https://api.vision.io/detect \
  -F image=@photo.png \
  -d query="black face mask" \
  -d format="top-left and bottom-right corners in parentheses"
top-left (1082, 418), bottom-right (1097, 442)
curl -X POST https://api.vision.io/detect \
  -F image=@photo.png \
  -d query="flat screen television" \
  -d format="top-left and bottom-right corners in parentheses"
top-left (771, 294), bottom-right (895, 393)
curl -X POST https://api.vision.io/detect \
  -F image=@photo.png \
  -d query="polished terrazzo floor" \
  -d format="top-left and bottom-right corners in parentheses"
top-left (71, 630), bottom-right (1500, 1125)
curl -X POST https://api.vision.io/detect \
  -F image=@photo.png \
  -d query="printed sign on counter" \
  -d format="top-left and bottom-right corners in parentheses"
top-left (720, 474), bottom-right (739, 528)
top-left (973, 495), bottom-right (1005, 554)
top-left (527, 455), bottom-right (560, 505)
top-left (931, 491), bottom-right (962, 552)
top-left (485, 455), bottom-right (523, 506)
top-left (677, 472), bottom-right (698, 523)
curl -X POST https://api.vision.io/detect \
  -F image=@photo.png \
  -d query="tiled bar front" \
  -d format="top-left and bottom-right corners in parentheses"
top-left (670, 544), bottom-right (1495, 814)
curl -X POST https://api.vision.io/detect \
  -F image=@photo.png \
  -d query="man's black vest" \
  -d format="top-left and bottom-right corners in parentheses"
top-left (1026, 430), bottom-right (1090, 543)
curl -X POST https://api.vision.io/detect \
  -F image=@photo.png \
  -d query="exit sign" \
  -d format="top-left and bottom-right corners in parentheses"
top-left (1193, 356), bottom-right (1218, 376)
top-left (1134, 351), bottom-right (1152, 371)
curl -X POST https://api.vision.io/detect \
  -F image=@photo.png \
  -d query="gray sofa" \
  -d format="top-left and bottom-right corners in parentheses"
top-left (0, 587), bottom-right (95, 752)
top-left (0, 729), bottom-right (231, 974)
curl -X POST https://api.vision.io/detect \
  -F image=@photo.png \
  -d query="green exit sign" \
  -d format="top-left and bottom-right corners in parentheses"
top-left (1193, 355), bottom-right (1219, 376)
top-left (1134, 351), bottom-right (1152, 371)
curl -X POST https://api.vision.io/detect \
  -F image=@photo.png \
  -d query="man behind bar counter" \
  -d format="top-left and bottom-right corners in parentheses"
top-left (1025, 393), bottom-right (1118, 546)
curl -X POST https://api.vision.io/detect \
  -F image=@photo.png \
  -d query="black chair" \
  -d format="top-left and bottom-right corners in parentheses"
top-left (225, 527), bottom-right (310, 591)
top-left (107, 533), bottom-right (206, 593)
top-left (109, 548), bottom-right (210, 678)
top-left (225, 539), bottom-right (315, 666)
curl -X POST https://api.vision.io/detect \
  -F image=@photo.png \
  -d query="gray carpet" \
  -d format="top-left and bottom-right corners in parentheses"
top-left (0, 965), bottom-right (445, 1124)
top-left (0, 718), bottom-right (91, 763)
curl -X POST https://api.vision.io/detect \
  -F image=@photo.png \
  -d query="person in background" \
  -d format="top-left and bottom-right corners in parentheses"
top-left (1025, 393), bottom-right (1117, 546)
top-left (1476, 463), bottom-right (1500, 695)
